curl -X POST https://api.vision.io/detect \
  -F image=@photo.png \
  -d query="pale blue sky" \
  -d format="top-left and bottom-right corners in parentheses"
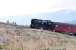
top-left (0, 9), bottom-right (76, 25)
top-left (0, 0), bottom-right (76, 25)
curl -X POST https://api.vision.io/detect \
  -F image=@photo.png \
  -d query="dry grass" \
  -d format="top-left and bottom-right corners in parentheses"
top-left (0, 23), bottom-right (76, 50)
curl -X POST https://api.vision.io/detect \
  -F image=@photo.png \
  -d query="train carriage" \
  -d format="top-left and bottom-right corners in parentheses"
top-left (55, 22), bottom-right (76, 35)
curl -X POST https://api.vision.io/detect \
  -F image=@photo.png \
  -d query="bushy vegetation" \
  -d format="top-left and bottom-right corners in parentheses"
top-left (0, 45), bottom-right (7, 50)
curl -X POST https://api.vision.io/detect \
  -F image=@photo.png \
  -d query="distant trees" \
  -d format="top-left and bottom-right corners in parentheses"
top-left (12, 21), bottom-right (16, 25)
top-left (6, 20), bottom-right (10, 24)
top-left (6, 20), bottom-right (17, 25)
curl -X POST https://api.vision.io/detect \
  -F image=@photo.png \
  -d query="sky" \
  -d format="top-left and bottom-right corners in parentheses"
top-left (0, 0), bottom-right (76, 25)
top-left (0, 0), bottom-right (76, 16)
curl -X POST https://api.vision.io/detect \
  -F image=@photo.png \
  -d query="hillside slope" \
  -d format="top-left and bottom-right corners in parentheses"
top-left (0, 23), bottom-right (76, 50)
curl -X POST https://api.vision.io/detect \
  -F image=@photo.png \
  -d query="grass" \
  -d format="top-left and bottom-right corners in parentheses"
top-left (0, 24), bottom-right (76, 50)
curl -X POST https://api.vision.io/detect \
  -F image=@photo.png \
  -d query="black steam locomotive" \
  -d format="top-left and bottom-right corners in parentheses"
top-left (30, 19), bottom-right (55, 31)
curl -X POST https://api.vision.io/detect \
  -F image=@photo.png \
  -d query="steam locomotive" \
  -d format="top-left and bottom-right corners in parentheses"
top-left (30, 19), bottom-right (76, 36)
